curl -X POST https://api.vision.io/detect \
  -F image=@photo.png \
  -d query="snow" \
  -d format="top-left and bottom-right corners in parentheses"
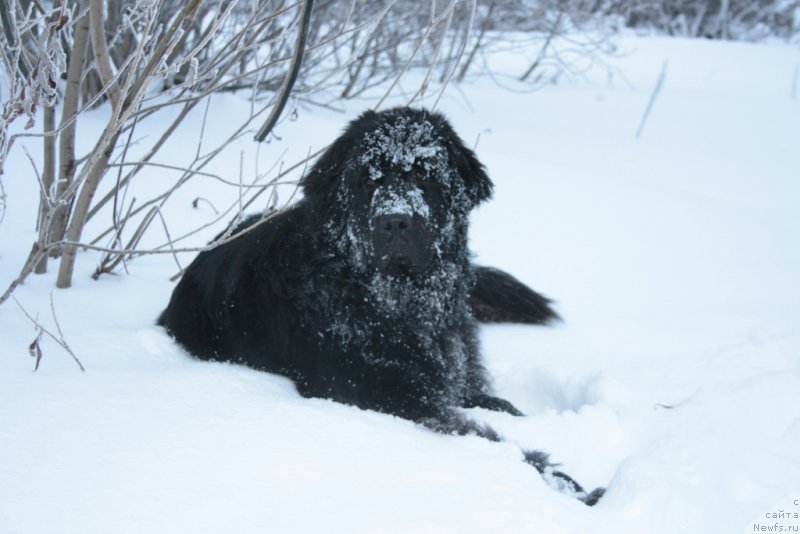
top-left (360, 115), bottom-right (445, 175)
top-left (2, 34), bottom-right (799, 533)
top-left (372, 187), bottom-right (430, 219)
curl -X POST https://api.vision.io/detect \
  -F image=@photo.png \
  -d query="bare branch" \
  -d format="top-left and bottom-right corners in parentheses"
top-left (255, 0), bottom-right (315, 142)
top-left (13, 293), bottom-right (85, 372)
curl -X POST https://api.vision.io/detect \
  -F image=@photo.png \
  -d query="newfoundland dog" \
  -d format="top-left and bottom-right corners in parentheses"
top-left (158, 107), bottom-right (603, 505)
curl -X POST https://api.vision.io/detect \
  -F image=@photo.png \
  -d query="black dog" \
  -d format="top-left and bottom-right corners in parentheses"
top-left (159, 107), bottom-right (603, 505)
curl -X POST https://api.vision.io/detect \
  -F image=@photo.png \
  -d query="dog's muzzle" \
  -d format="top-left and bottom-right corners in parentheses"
top-left (370, 213), bottom-right (432, 276)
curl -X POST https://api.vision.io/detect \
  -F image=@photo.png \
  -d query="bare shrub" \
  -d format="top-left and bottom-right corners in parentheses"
top-left (0, 0), bottom-right (617, 307)
top-left (602, 0), bottom-right (800, 40)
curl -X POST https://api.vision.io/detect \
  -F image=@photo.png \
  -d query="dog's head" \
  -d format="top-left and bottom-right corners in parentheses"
top-left (302, 107), bottom-right (493, 278)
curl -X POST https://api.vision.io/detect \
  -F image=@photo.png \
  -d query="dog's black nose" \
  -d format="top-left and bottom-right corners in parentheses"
top-left (375, 214), bottom-right (412, 239)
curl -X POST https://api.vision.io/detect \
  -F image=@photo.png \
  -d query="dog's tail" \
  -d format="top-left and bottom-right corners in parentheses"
top-left (469, 266), bottom-right (560, 325)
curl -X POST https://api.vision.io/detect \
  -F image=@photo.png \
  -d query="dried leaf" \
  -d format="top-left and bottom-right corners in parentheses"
top-left (28, 331), bottom-right (43, 372)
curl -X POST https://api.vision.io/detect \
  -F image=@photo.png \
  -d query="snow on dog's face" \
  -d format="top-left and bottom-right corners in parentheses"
top-left (302, 107), bottom-right (494, 281)
top-left (358, 116), bottom-right (443, 277)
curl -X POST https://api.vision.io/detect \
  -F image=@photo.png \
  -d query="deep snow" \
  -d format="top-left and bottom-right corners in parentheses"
top-left (1, 35), bottom-right (799, 533)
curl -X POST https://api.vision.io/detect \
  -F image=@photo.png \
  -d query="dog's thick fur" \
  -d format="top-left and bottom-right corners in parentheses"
top-left (158, 107), bottom-right (602, 505)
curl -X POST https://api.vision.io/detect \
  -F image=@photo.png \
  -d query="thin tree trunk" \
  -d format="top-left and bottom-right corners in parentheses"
top-left (56, 129), bottom-right (121, 288)
top-left (50, 2), bottom-right (90, 258)
top-left (719, 0), bottom-right (730, 40)
top-left (88, 0), bottom-right (120, 109)
top-left (34, 105), bottom-right (57, 274)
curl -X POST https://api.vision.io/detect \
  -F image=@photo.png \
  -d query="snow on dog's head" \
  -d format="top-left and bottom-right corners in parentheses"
top-left (358, 112), bottom-right (445, 181)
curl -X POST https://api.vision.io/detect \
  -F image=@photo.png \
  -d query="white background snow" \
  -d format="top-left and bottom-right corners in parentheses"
top-left (1, 35), bottom-right (799, 533)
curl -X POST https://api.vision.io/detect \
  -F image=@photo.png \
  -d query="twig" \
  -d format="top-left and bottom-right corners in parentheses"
top-left (520, 11), bottom-right (564, 82)
top-left (48, 292), bottom-right (83, 370)
top-left (192, 197), bottom-right (219, 214)
top-left (13, 293), bottom-right (85, 372)
top-left (457, 0), bottom-right (492, 83)
top-left (433, 0), bottom-right (476, 109)
top-left (409, 0), bottom-right (456, 104)
top-left (636, 60), bottom-right (668, 140)
top-left (110, 106), bottom-right (142, 255)
top-left (153, 206), bottom-right (182, 273)
top-left (0, 0), bottom-right (30, 78)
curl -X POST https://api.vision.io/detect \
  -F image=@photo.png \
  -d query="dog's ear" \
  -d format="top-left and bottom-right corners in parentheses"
top-left (431, 113), bottom-right (493, 207)
top-left (448, 136), bottom-right (493, 206)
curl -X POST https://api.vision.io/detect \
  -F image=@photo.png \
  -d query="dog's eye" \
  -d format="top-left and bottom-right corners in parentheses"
top-left (363, 177), bottom-right (381, 194)
top-left (406, 167), bottom-right (426, 187)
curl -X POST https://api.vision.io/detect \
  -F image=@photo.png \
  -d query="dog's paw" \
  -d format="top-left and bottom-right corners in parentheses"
top-left (523, 450), bottom-right (604, 506)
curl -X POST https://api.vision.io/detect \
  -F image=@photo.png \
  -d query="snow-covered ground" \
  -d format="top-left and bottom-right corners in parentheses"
top-left (1, 35), bottom-right (799, 533)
